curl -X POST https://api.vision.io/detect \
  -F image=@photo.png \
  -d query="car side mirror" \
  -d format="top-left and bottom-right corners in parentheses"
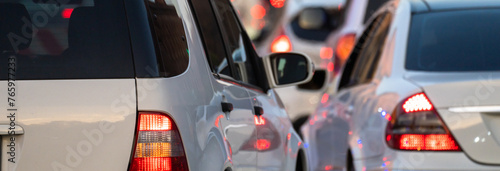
top-left (298, 8), bottom-right (327, 30)
top-left (263, 52), bottom-right (314, 88)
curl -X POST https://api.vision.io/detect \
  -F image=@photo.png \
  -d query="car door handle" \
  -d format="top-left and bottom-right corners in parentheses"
top-left (221, 102), bottom-right (233, 113)
top-left (254, 106), bottom-right (264, 116)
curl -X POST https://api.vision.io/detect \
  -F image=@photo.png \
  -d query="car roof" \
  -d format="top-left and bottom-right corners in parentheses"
top-left (410, 0), bottom-right (500, 13)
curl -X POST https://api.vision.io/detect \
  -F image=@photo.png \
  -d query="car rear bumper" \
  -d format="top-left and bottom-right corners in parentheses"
top-left (356, 151), bottom-right (500, 171)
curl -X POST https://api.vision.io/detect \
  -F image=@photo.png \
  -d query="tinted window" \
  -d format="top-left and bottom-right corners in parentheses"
top-left (144, 0), bottom-right (189, 77)
top-left (406, 9), bottom-right (500, 72)
top-left (213, 0), bottom-right (258, 86)
top-left (352, 13), bottom-right (391, 82)
top-left (0, 0), bottom-right (134, 79)
top-left (338, 13), bottom-right (391, 90)
top-left (363, 0), bottom-right (388, 23)
top-left (189, 0), bottom-right (232, 77)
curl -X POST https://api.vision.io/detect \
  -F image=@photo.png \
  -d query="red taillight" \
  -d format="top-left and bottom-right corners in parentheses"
top-left (250, 4), bottom-right (266, 19)
top-left (321, 93), bottom-right (329, 104)
top-left (402, 93), bottom-right (433, 113)
top-left (335, 33), bottom-right (356, 61)
top-left (320, 47), bottom-right (334, 59)
top-left (271, 35), bottom-right (292, 53)
top-left (139, 114), bottom-right (172, 131)
top-left (327, 62), bottom-right (334, 72)
top-left (130, 112), bottom-right (189, 171)
top-left (62, 8), bottom-right (74, 19)
top-left (255, 139), bottom-right (271, 150)
top-left (396, 134), bottom-right (460, 151)
top-left (424, 134), bottom-right (460, 150)
top-left (254, 116), bottom-right (266, 125)
top-left (270, 0), bottom-right (285, 8)
top-left (386, 93), bottom-right (461, 151)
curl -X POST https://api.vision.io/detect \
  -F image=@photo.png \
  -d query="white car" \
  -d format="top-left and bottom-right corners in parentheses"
top-left (0, 0), bottom-right (313, 170)
top-left (302, 0), bottom-right (500, 170)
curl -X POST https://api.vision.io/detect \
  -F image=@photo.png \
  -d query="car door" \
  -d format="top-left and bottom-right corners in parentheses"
top-left (248, 90), bottom-right (295, 171)
top-left (212, 1), bottom-right (302, 170)
top-left (191, 0), bottom-right (258, 170)
top-left (0, 1), bottom-right (138, 170)
top-left (336, 12), bottom-right (392, 160)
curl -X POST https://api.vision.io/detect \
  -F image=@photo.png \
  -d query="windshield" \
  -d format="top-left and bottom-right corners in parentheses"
top-left (406, 9), bottom-right (500, 72)
top-left (0, 0), bottom-right (134, 79)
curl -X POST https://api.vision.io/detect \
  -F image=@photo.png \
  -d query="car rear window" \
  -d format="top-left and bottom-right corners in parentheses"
top-left (406, 9), bottom-right (500, 72)
top-left (0, 0), bottom-right (134, 80)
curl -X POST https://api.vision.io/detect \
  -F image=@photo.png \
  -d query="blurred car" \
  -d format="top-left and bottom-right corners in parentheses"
top-left (231, 0), bottom-right (285, 43)
top-left (302, 0), bottom-right (500, 170)
top-left (235, 0), bottom-right (348, 132)
top-left (0, 0), bottom-right (313, 170)
top-left (325, 0), bottom-right (389, 76)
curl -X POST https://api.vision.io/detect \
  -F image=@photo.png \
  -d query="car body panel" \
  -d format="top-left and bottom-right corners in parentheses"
top-left (249, 89), bottom-right (303, 170)
top-left (0, 80), bottom-right (137, 171)
top-left (360, 151), bottom-right (500, 170)
top-left (424, 0), bottom-right (500, 11)
top-left (405, 72), bottom-right (500, 108)
top-left (214, 80), bottom-right (258, 170)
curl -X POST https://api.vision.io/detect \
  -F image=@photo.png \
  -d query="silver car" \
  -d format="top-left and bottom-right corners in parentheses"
top-left (302, 0), bottom-right (500, 170)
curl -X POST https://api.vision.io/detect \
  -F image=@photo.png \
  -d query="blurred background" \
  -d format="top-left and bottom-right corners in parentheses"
top-left (232, 0), bottom-right (388, 134)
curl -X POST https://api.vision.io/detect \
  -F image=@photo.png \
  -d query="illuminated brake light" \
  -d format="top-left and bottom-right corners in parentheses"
top-left (270, 0), bottom-right (285, 8)
top-left (335, 33), bottom-right (356, 61)
top-left (400, 134), bottom-right (424, 150)
top-left (425, 134), bottom-right (460, 151)
top-left (386, 93), bottom-right (461, 151)
top-left (402, 93), bottom-right (433, 113)
top-left (255, 139), bottom-right (271, 150)
top-left (271, 35), bottom-right (292, 53)
top-left (250, 5), bottom-right (266, 19)
top-left (321, 93), bottom-right (329, 104)
top-left (254, 116), bottom-right (266, 125)
top-left (399, 134), bottom-right (460, 151)
top-left (139, 114), bottom-right (172, 131)
top-left (320, 47), bottom-right (334, 59)
top-left (62, 8), bottom-right (73, 19)
top-left (130, 113), bottom-right (189, 171)
top-left (327, 62), bottom-right (334, 72)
